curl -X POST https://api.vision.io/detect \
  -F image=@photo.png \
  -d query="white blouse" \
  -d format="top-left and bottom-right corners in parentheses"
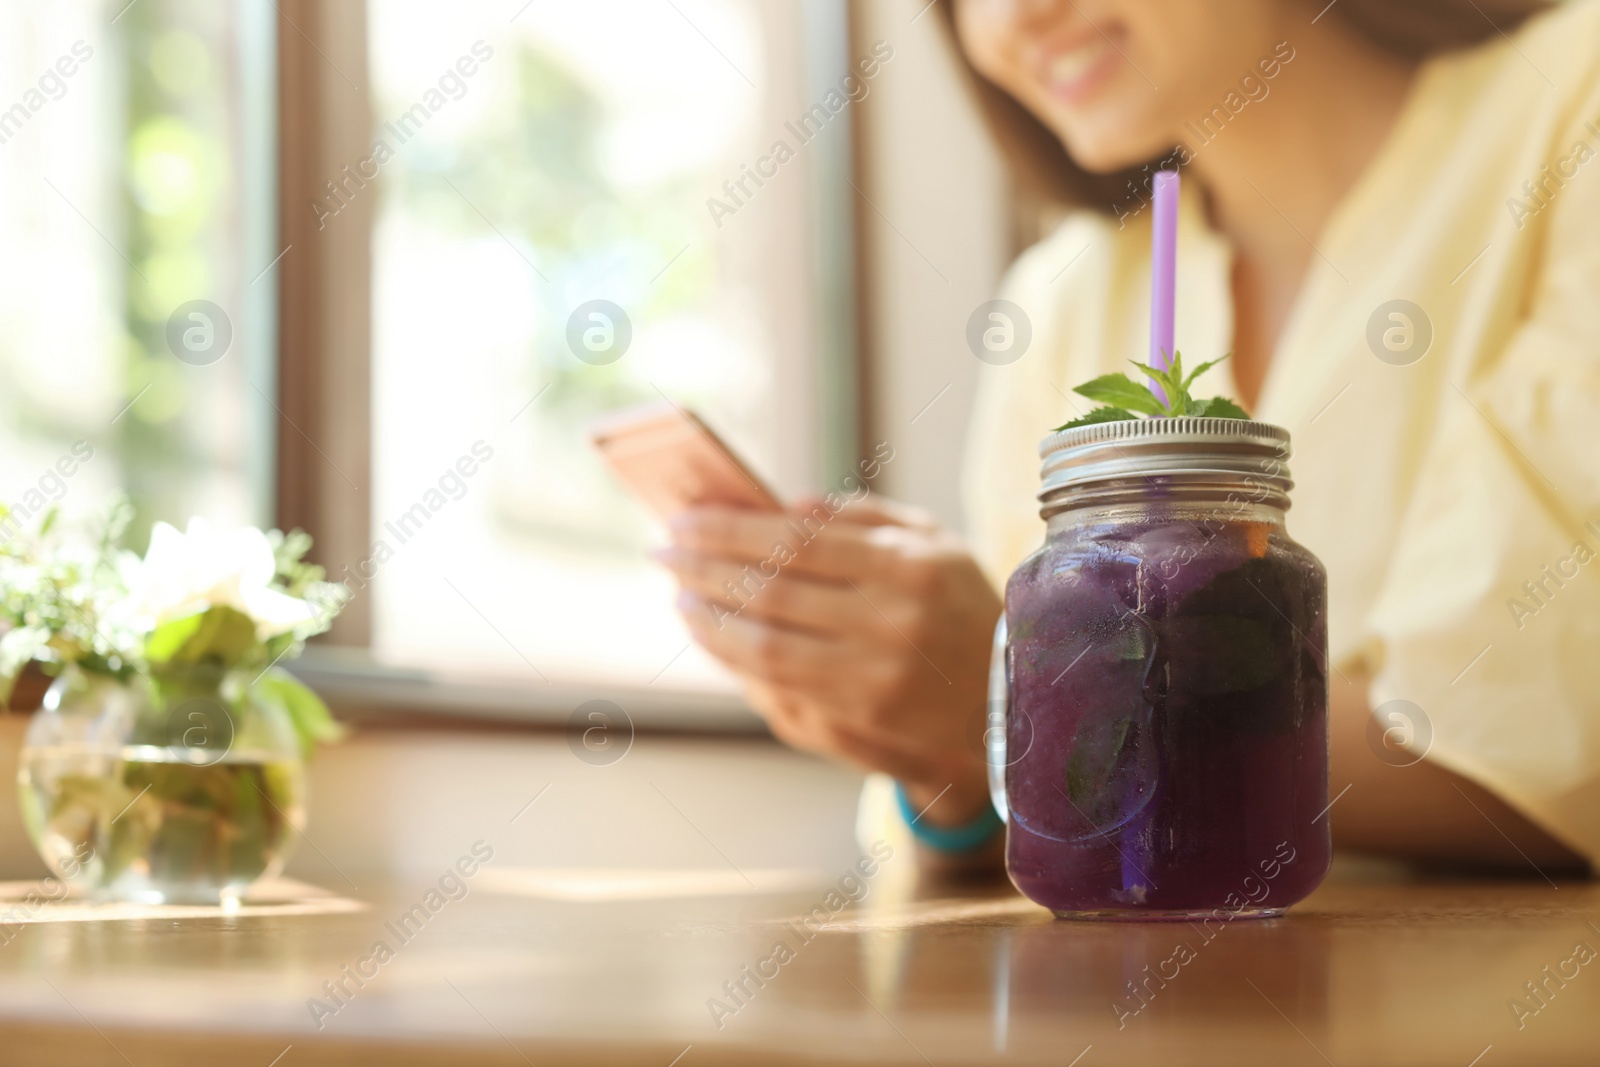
top-left (962, 0), bottom-right (1600, 862)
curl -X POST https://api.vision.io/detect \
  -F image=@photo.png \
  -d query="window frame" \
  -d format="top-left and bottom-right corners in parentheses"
top-left (275, 0), bottom-right (374, 647)
top-left (274, 0), bottom-right (863, 727)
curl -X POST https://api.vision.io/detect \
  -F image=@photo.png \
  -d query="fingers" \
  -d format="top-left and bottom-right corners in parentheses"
top-left (792, 493), bottom-right (938, 531)
top-left (742, 673), bottom-right (972, 786)
top-left (740, 678), bottom-right (840, 754)
top-left (668, 508), bottom-right (803, 565)
top-left (670, 507), bottom-right (886, 579)
top-left (656, 548), bottom-right (862, 634)
top-left (676, 590), bottom-right (843, 686)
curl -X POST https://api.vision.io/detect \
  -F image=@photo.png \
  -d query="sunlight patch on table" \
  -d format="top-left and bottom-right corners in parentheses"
top-left (475, 867), bottom-right (828, 902)
top-left (0, 878), bottom-right (365, 924)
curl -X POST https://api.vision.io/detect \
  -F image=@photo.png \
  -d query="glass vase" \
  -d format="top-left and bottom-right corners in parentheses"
top-left (16, 663), bottom-right (308, 905)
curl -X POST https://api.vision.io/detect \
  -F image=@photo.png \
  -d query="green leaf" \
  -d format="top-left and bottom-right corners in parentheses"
top-left (1181, 355), bottom-right (1229, 390)
top-left (1074, 373), bottom-right (1165, 415)
top-left (1054, 352), bottom-right (1250, 432)
top-left (145, 606), bottom-right (261, 667)
top-left (268, 528), bottom-right (328, 597)
top-left (258, 668), bottom-right (345, 758)
top-left (143, 613), bottom-right (205, 663)
top-left (1054, 406), bottom-right (1138, 431)
top-left (1126, 361), bottom-right (1184, 414)
top-left (1193, 396), bottom-right (1252, 420)
top-left (1160, 614), bottom-right (1280, 694)
top-left (1065, 716), bottom-right (1132, 806)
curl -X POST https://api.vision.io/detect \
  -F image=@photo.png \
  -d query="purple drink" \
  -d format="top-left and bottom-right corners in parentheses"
top-left (994, 420), bottom-right (1330, 919)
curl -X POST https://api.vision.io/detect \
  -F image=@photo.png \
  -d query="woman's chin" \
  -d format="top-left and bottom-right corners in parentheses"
top-left (1055, 122), bottom-right (1173, 176)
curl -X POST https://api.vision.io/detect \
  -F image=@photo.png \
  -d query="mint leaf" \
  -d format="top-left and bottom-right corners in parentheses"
top-left (1128, 361), bottom-right (1183, 414)
top-left (1181, 357), bottom-right (1228, 390)
top-left (1074, 374), bottom-right (1165, 415)
top-left (1054, 406), bottom-right (1138, 431)
top-left (1065, 715), bottom-right (1132, 808)
top-left (1160, 614), bottom-right (1280, 694)
top-left (1193, 396), bottom-right (1252, 420)
top-left (1057, 352), bottom-right (1250, 430)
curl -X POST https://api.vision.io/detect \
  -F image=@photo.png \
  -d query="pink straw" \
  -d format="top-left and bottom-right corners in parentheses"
top-left (1148, 170), bottom-right (1179, 385)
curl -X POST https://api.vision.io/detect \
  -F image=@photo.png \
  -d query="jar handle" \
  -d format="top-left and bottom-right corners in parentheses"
top-left (985, 614), bottom-right (1009, 825)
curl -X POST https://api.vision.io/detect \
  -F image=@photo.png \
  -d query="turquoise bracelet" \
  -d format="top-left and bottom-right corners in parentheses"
top-left (894, 782), bottom-right (1004, 853)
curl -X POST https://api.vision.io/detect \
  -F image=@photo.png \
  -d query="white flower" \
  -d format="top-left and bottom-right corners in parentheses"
top-left (130, 518), bottom-right (319, 639)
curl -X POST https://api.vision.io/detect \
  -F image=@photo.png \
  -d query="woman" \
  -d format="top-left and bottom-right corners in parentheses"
top-left (660, 0), bottom-right (1598, 873)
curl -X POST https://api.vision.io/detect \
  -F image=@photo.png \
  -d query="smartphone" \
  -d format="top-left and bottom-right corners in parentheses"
top-left (590, 401), bottom-right (783, 518)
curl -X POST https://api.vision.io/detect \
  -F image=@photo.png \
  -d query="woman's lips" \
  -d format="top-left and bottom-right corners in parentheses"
top-left (1038, 32), bottom-right (1123, 104)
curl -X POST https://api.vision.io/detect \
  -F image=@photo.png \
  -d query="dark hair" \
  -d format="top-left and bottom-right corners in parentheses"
top-left (938, 0), bottom-right (1556, 211)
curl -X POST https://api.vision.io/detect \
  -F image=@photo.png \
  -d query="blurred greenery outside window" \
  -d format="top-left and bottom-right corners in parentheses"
top-left (0, 0), bottom-right (275, 551)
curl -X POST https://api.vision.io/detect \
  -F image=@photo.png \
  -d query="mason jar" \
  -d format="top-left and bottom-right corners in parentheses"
top-left (987, 417), bottom-right (1331, 919)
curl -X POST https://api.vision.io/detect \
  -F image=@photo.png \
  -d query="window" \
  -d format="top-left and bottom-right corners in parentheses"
top-left (3, 0), bottom-right (860, 714)
top-left (0, 0), bottom-right (275, 546)
top-left (358, 0), bottom-right (852, 693)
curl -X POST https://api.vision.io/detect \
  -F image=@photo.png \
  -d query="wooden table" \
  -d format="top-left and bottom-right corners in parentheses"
top-left (1, 859), bottom-right (1595, 1066)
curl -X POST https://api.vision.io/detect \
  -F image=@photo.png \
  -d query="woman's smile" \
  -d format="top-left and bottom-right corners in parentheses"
top-left (1035, 27), bottom-right (1125, 104)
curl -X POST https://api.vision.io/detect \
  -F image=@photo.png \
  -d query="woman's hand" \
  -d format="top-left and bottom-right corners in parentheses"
top-left (656, 495), bottom-right (1002, 832)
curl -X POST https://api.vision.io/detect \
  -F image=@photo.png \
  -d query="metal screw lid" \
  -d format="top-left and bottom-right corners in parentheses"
top-left (1037, 417), bottom-right (1293, 502)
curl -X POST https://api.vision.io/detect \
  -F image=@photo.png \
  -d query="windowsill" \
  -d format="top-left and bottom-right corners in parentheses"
top-left (286, 645), bottom-right (766, 734)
